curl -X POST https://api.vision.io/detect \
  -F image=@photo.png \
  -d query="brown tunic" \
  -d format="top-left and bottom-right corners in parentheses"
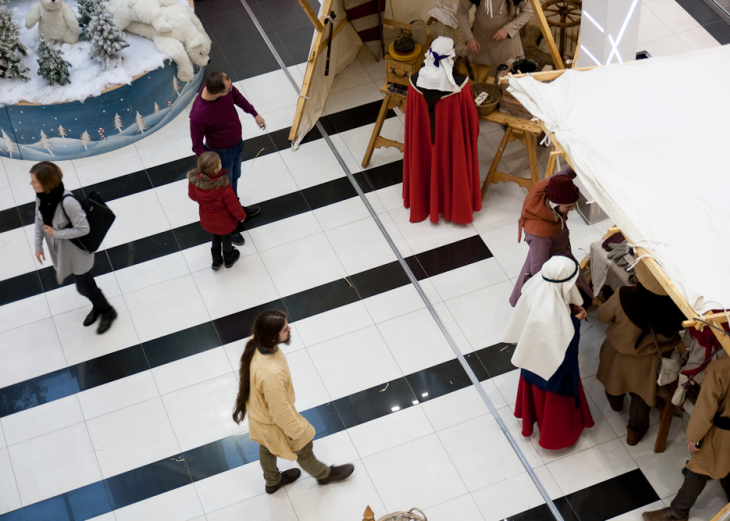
top-left (596, 292), bottom-right (679, 406)
top-left (686, 357), bottom-right (730, 479)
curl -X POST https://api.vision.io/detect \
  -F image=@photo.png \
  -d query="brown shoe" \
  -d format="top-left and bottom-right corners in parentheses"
top-left (265, 468), bottom-right (301, 494)
top-left (627, 425), bottom-right (649, 446)
top-left (606, 391), bottom-right (624, 412)
top-left (317, 464), bottom-right (354, 485)
top-left (641, 507), bottom-right (688, 521)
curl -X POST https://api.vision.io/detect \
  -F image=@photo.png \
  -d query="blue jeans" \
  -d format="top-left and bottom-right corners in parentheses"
top-left (205, 139), bottom-right (244, 198)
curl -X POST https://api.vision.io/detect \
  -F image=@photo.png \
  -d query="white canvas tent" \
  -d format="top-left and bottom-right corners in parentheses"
top-left (507, 45), bottom-right (730, 350)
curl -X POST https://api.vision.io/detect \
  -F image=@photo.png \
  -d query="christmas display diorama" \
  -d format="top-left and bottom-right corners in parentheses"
top-left (0, 0), bottom-right (209, 160)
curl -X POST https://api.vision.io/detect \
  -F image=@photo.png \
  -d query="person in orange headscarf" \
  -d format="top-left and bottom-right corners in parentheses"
top-left (509, 166), bottom-right (593, 307)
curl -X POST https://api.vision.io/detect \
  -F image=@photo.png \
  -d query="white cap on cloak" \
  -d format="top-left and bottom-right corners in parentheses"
top-left (416, 37), bottom-right (460, 93)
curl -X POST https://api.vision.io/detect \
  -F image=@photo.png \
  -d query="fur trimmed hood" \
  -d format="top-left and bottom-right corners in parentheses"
top-left (187, 169), bottom-right (229, 190)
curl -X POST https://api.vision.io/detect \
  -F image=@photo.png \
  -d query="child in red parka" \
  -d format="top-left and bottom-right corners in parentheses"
top-left (188, 152), bottom-right (246, 270)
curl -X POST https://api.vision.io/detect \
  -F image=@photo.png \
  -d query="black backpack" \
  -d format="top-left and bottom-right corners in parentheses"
top-left (60, 192), bottom-right (116, 253)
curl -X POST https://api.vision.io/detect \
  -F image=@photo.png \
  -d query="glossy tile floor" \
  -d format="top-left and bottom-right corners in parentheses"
top-left (0, 1), bottom-right (728, 520)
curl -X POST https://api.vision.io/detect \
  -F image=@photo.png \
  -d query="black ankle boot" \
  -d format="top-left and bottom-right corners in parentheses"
top-left (97, 307), bottom-right (117, 334)
top-left (211, 248), bottom-right (223, 271)
top-left (83, 307), bottom-right (100, 327)
top-left (224, 248), bottom-right (240, 268)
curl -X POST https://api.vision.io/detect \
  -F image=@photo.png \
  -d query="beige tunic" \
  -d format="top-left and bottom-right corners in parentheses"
top-left (246, 348), bottom-right (315, 461)
top-left (686, 357), bottom-right (730, 479)
top-left (596, 292), bottom-right (679, 406)
top-left (456, 0), bottom-right (533, 71)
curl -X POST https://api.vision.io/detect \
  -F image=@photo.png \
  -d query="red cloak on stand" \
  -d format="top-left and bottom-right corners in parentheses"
top-left (402, 75), bottom-right (481, 224)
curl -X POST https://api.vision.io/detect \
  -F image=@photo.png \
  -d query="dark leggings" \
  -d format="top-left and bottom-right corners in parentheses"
top-left (73, 270), bottom-right (110, 311)
top-left (212, 233), bottom-right (233, 255)
top-left (670, 468), bottom-right (730, 518)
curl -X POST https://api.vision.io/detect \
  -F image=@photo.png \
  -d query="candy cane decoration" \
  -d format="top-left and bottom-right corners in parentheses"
top-left (168, 101), bottom-right (173, 110)
top-left (98, 128), bottom-right (106, 140)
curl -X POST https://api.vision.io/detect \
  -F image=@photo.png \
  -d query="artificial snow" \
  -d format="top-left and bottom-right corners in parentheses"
top-left (0, 0), bottom-right (191, 106)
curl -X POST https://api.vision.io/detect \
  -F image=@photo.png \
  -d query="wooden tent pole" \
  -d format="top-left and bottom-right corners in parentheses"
top-left (710, 502), bottom-right (730, 521)
top-left (528, 0), bottom-right (565, 70)
top-left (288, 0), bottom-right (336, 142)
top-left (297, 0), bottom-right (324, 32)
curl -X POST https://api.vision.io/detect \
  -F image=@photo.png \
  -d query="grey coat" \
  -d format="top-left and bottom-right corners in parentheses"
top-left (34, 190), bottom-right (94, 284)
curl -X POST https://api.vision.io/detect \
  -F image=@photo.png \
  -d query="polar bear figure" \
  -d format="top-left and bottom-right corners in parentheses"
top-left (108, 0), bottom-right (211, 82)
top-left (25, 0), bottom-right (79, 45)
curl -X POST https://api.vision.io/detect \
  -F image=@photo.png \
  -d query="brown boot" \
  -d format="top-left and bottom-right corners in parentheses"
top-left (627, 425), bottom-right (649, 446)
top-left (265, 468), bottom-right (301, 494)
top-left (641, 507), bottom-right (688, 521)
top-left (606, 391), bottom-right (624, 412)
top-left (317, 464), bottom-right (354, 485)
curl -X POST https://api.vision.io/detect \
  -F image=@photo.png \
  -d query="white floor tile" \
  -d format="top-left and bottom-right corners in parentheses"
top-left (0, 317), bottom-right (67, 388)
top-left (182, 232), bottom-right (257, 273)
top-left (279, 140), bottom-right (346, 191)
top-left (0, 295), bottom-right (51, 335)
top-left (546, 438), bottom-right (637, 495)
top-left (361, 284), bottom-right (426, 324)
top-left (0, 448), bottom-right (22, 513)
top-left (307, 326), bottom-right (402, 400)
top-left (329, 58), bottom-right (374, 94)
top-left (238, 70), bottom-right (301, 115)
top-left (53, 296), bottom-right (140, 366)
top-left (638, 4), bottom-right (675, 45)
top-left (324, 82), bottom-right (384, 114)
top-left (238, 152), bottom-right (300, 206)
top-left (325, 217), bottom-right (398, 275)
top-left (0, 187), bottom-right (14, 211)
top-left (77, 371), bottom-right (160, 420)
top-left (348, 406), bottom-right (434, 459)
top-left (248, 212), bottom-right (322, 252)
top-left (375, 183), bottom-right (404, 212)
top-left (607, 500), bottom-right (666, 521)
top-left (357, 45), bottom-right (387, 83)
top-left (44, 272), bottom-right (122, 317)
top-left (292, 301), bottom-right (374, 347)
top-left (73, 145), bottom-right (144, 187)
top-left (432, 301), bottom-right (475, 354)
top-left (259, 233), bottom-right (346, 297)
top-left (192, 253), bottom-right (279, 320)
top-left (676, 25), bottom-right (721, 50)
top-left (377, 308), bottom-right (456, 375)
top-left (152, 346), bottom-right (233, 396)
top-left (205, 491), bottom-right (298, 521)
top-left (642, 34), bottom-right (692, 57)
top-left (286, 459), bottom-right (385, 521)
top-left (113, 483), bottom-right (205, 521)
top-left (646, 0), bottom-right (700, 33)
top-left (479, 222), bottom-right (530, 279)
top-left (1, 395), bottom-right (84, 447)
top-left (420, 386), bottom-right (491, 432)
top-left (389, 206), bottom-right (477, 255)
top-left (137, 137), bottom-right (193, 170)
top-left (445, 280), bottom-right (514, 350)
top-left (86, 397), bottom-right (180, 478)
top-left (424, 494), bottom-right (485, 521)
top-left (364, 434), bottom-right (468, 512)
top-left (493, 368), bottom-right (521, 407)
top-left (103, 190), bottom-right (171, 248)
top-left (8, 423), bottom-right (102, 505)
top-left (339, 118), bottom-right (404, 171)
top-left (124, 274), bottom-right (210, 342)
top-left (154, 179), bottom-right (201, 229)
top-left (194, 462), bottom-right (267, 514)
top-left (0, 227), bottom-right (36, 283)
top-left (286, 349), bottom-right (331, 412)
top-left (114, 252), bottom-right (191, 295)
top-left (430, 258), bottom-right (509, 302)
top-left (471, 181), bottom-right (527, 234)
top-left (161, 373), bottom-right (245, 452)
top-left (496, 405), bottom-right (546, 469)
top-left (313, 197), bottom-right (371, 232)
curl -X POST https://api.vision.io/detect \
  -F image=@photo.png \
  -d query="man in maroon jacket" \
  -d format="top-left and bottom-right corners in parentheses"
top-left (190, 71), bottom-right (265, 244)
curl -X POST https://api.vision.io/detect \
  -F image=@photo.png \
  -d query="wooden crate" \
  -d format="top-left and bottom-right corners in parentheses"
top-left (385, 49), bottom-right (427, 87)
top-left (499, 88), bottom-right (532, 119)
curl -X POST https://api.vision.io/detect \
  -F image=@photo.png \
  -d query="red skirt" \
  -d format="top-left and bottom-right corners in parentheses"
top-left (514, 376), bottom-right (595, 450)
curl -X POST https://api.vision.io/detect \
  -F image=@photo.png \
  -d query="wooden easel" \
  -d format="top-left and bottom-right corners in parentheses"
top-left (480, 110), bottom-right (543, 197)
top-left (362, 84), bottom-right (407, 167)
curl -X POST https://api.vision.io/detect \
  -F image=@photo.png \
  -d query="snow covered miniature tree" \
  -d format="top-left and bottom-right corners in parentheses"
top-left (172, 77), bottom-right (180, 96)
top-left (36, 36), bottom-right (71, 86)
top-left (57, 125), bottom-right (67, 138)
top-left (134, 112), bottom-right (147, 133)
top-left (87, 1), bottom-right (128, 69)
top-left (153, 102), bottom-right (160, 113)
top-left (0, 0), bottom-right (30, 81)
top-left (80, 130), bottom-right (91, 150)
top-left (1, 128), bottom-right (18, 157)
top-left (113, 113), bottom-right (124, 133)
top-left (77, 0), bottom-right (98, 40)
top-left (38, 130), bottom-right (54, 155)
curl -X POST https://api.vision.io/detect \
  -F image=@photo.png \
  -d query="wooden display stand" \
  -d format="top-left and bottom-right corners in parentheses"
top-left (480, 110), bottom-right (543, 198)
top-left (362, 84), bottom-right (407, 167)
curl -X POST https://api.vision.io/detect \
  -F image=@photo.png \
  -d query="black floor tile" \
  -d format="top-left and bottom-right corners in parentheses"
top-left (359, 160), bottom-right (403, 190)
top-left (0, 271), bottom-right (43, 307)
top-left (566, 469), bottom-right (660, 521)
top-left (333, 377), bottom-right (417, 428)
top-left (0, 207), bottom-right (21, 234)
top-left (104, 455), bottom-right (193, 510)
top-left (37, 253), bottom-right (112, 293)
top-left (256, 0), bottom-right (315, 34)
top-left (242, 134), bottom-right (277, 161)
top-left (300, 176), bottom-right (358, 210)
top-left (269, 125), bottom-right (322, 151)
top-left (505, 497), bottom-right (579, 521)
top-left (324, 100), bottom-right (395, 135)
top-left (241, 191), bottom-right (310, 229)
top-left (282, 278), bottom-right (360, 322)
top-left (184, 432), bottom-right (259, 482)
top-left (203, 8), bottom-right (265, 49)
top-left (0, 508), bottom-right (25, 521)
top-left (213, 299), bottom-right (286, 345)
top-left (0, 368), bottom-right (75, 418)
top-left (705, 19), bottom-right (730, 43)
top-left (173, 221), bottom-right (210, 251)
top-left (349, 260), bottom-right (411, 299)
top-left (203, 45), bottom-right (234, 80)
top-left (83, 170), bottom-right (152, 201)
top-left (16, 201), bottom-right (35, 227)
top-left (194, 0), bottom-right (245, 20)
top-left (224, 37), bottom-right (281, 81)
top-left (415, 235), bottom-right (492, 278)
top-left (302, 403), bottom-right (346, 441)
top-left (22, 481), bottom-right (111, 521)
top-left (147, 156), bottom-right (198, 187)
top-left (106, 230), bottom-right (179, 270)
top-left (70, 345), bottom-right (149, 392)
top-left (269, 33), bottom-right (296, 67)
top-left (475, 342), bottom-right (517, 378)
top-left (676, 0), bottom-right (722, 24)
top-left (406, 355), bottom-right (488, 403)
top-left (143, 322), bottom-right (222, 369)
top-left (277, 24), bottom-right (316, 64)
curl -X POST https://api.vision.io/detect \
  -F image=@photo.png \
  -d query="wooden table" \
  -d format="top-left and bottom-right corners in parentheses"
top-left (361, 84), bottom-right (407, 168)
top-left (480, 110), bottom-right (543, 198)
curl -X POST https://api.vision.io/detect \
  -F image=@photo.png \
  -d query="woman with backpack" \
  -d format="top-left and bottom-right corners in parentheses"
top-left (31, 161), bottom-right (117, 334)
top-left (187, 151), bottom-right (246, 270)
